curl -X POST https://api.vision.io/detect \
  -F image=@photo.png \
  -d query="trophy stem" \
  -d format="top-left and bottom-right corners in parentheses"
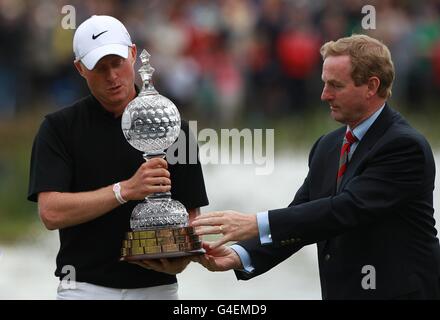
top-left (143, 152), bottom-right (171, 200)
top-left (140, 81), bottom-right (158, 96)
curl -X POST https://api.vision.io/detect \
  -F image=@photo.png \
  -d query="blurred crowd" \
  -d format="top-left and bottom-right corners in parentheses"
top-left (1, 0), bottom-right (440, 124)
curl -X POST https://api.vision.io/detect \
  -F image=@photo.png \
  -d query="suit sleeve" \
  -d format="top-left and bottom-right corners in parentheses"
top-left (235, 136), bottom-right (324, 280)
top-left (234, 237), bottom-right (303, 280)
top-left (269, 135), bottom-right (430, 246)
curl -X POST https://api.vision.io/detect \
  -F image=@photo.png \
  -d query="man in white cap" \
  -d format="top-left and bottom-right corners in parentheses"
top-left (28, 15), bottom-right (209, 299)
top-left (73, 15), bottom-right (137, 117)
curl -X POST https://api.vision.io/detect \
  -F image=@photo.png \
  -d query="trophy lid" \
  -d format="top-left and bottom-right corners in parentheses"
top-left (138, 49), bottom-right (158, 96)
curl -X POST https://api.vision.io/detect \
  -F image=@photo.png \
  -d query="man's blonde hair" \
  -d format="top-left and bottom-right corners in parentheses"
top-left (320, 34), bottom-right (395, 98)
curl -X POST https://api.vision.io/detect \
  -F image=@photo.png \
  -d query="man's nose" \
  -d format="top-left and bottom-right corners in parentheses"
top-left (321, 86), bottom-right (332, 101)
top-left (106, 68), bottom-right (118, 81)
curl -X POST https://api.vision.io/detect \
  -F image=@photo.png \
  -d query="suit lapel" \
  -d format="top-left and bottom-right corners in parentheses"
top-left (338, 104), bottom-right (396, 192)
top-left (328, 130), bottom-right (345, 195)
top-left (321, 132), bottom-right (344, 253)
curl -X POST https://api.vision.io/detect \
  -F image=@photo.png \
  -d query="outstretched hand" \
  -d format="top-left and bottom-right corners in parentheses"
top-left (191, 242), bottom-right (243, 272)
top-left (191, 210), bottom-right (259, 249)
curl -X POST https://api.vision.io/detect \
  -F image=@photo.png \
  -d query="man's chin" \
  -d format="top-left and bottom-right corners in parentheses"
top-left (106, 90), bottom-right (128, 103)
top-left (330, 111), bottom-right (345, 124)
top-left (330, 109), bottom-right (339, 119)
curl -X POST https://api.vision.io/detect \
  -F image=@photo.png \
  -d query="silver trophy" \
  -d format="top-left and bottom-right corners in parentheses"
top-left (120, 50), bottom-right (203, 261)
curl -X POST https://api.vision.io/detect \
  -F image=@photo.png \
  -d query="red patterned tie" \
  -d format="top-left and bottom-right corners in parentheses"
top-left (336, 130), bottom-right (358, 190)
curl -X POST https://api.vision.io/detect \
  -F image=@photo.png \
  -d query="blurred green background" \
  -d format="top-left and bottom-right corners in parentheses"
top-left (2, 107), bottom-right (440, 243)
top-left (1, 0), bottom-right (440, 243)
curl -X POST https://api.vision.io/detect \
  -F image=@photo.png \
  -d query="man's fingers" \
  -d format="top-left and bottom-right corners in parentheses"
top-left (194, 226), bottom-right (224, 236)
top-left (148, 185), bottom-right (172, 193)
top-left (201, 241), bottom-right (213, 250)
top-left (201, 241), bottom-right (219, 254)
top-left (130, 261), bottom-right (152, 269)
top-left (146, 168), bottom-right (170, 178)
top-left (196, 255), bottom-right (212, 269)
top-left (145, 177), bottom-right (171, 186)
top-left (144, 157), bottom-right (168, 169)
top-left (190, 255), bottom-right (202, 263)
top-left (159, 258), bottom-right (170, 267)
top-left (192, 217), bottom-right (226, 227)
top-left (205, 255), bottom-right (222, 272)
top-left (208, 236), bottom-right (229, 250)
top-left (193, 211), bottom-right (225, 221)
top-left (139, 259), bottom-right (163, 270)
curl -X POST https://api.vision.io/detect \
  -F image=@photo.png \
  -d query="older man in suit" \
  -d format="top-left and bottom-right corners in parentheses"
top-left (191, 34), bottom-right (440, 299)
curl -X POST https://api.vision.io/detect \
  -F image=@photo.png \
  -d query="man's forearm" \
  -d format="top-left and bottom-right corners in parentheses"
top-left (39, 188), bottom-right (201, 230)
top-left (38, 185), bottom-right (120, 230)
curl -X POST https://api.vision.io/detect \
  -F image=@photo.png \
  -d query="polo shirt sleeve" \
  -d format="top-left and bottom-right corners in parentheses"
top-left (27, 117), bottom-right (73, 202)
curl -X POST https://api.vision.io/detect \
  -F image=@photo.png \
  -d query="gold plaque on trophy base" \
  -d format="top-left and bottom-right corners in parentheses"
top-left (120, 226), bottom-right (205, 261)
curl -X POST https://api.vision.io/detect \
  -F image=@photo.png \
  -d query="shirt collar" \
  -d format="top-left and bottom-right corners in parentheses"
top-left (348, 103), bottom-right (385, 141)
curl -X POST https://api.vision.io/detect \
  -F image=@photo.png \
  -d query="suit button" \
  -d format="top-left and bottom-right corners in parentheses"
top-left (324, 254), bottom-right (331, 261)
top-left (281, 240), bottom-right (286, 246)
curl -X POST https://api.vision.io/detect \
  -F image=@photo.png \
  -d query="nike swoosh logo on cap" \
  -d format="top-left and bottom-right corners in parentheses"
top-left (92, 30), bottom-right (108, 40)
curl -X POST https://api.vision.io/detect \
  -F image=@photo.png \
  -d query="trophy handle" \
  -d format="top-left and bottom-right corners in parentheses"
top-left (143, 151), bottom-right (171, 200)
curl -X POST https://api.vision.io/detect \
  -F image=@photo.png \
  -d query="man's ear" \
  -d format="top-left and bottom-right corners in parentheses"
top-left (366, 76), bottom-right (380, 98)
top-left (130, 44), bottom-right (137, 66)
top-left (74, 60), bottom-right (86, 78)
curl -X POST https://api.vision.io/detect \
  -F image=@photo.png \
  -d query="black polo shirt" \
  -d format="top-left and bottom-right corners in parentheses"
top-left (28, 94), bottom-right (209, 289)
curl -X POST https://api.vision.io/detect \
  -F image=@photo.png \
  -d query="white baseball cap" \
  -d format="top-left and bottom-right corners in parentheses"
top-left (73, 15), bottom-right (133, 70)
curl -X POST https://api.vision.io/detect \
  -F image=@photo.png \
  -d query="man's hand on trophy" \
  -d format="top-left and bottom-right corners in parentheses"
top-left (131, 257), bottom-right (192, 275)
top-left (191, 242), bottom-right (243, 272)
top-left (121, 158), bottom-right (171, 200)
top-left (191, 210), bottom-right (259, 249)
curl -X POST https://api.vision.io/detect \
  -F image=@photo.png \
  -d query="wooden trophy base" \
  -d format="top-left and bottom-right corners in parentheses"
top-left (120, 226), bottom-right (205, 261)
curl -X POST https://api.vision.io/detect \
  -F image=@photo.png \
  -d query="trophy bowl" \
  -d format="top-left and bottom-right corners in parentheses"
top-left (119, 50), bottom-right (204, 261)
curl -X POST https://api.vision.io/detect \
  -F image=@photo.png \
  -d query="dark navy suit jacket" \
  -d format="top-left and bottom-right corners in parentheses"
top-left (236, 105), bottom-right (440, 299)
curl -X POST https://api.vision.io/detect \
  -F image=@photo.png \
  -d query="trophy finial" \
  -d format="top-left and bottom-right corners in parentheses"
top-left (138, 49), bottom-right (157, 95)
top-left (140, 49), bottom-right (150, 64)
